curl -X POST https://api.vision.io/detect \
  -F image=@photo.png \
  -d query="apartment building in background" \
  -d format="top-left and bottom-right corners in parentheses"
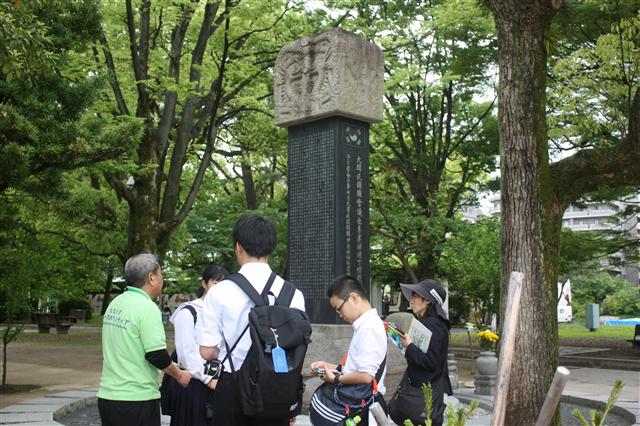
top-left (484, 193), bottom-right (639, 285)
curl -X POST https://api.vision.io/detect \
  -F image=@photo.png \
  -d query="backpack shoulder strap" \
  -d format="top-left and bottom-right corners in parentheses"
top-left (169, 305), bottom-right (197, 366)
top-left (375, 354), bottom-right (387, 383)
top-left (221, 272), bottom-right (277, 372)
top-left (227, 273), bottom-right (266, 307)
top-left (372, 353), bottom-right (387, 395)
top-left (337, 351), bottom-right (349, 371)
top-left (262, 273), bottom-right (277, 304)
top-left (337, 350), bottom-right (387, 394)
top-left (222, 322), bottom-right (250, 374)
top-left (180, 304), bottom-right (197, 325)
top-left (275, 280), bottom-right (296, 306)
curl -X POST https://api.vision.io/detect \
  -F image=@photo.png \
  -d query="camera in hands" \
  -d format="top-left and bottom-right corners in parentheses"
top-left (203, 360), bottom-right (223, 379)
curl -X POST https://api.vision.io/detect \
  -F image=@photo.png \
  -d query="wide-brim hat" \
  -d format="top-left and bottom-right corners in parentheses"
top-left (400, 278), bottom-right (448, 321)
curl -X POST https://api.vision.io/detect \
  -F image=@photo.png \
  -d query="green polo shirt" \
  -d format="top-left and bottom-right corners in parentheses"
top-left (97, 286), bottom-right (166, 401)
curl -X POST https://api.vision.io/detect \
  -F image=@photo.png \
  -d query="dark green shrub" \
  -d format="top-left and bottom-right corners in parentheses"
top-left (447, 291), bottom-right (470, 325)
top-left (58, 298), bottom-right (93, 320)
top-left (603, 286), bottom-right (640, 316)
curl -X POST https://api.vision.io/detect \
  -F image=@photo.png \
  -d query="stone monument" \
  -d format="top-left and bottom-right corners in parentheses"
top-left (275, 29), bottom-right (403, 409)
top-left (275, 28), bottom-right (384, 324)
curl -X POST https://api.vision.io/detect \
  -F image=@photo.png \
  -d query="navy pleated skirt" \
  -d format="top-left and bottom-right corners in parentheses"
top-left (170, 378), bottom-right (214, 426)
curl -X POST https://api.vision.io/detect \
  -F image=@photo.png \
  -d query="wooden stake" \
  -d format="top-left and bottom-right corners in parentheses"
top-left (490, 271), bottom-right (524, 426)
top-left (534, 366), bottom-right (571, 426)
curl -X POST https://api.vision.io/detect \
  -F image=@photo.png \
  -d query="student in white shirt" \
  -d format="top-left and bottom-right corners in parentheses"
top-left (197, 214), bottom-right (305, 426)
top-left (310, 275), bottom-right (388, 426)
top-left (169, 265), bottom-right (228, 426)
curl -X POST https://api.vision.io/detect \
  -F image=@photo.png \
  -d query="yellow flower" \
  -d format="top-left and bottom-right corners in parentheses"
top-left (477, 330), bottom-right (500, 351)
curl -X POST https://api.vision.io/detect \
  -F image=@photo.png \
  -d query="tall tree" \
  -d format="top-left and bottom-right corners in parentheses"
top-left (327, 0), bottom-right (499, 280)
top-left (0, 1), bottom-right (136, 383)
top-left (92, 0), bottom-right (306, 259)
top-left (438, 217), bottom-right (501, 325)
top-left (488, 1), bottom-right (639, 423)
top-left (0, 0), bottom-right (134, 196)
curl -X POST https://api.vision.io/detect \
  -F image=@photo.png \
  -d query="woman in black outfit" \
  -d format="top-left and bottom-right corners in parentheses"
top-left (390, 279), bottom-right (452, 426)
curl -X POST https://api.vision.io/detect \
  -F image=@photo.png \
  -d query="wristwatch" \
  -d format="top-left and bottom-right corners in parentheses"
top-left (333, 374), bottom-right (341, 386)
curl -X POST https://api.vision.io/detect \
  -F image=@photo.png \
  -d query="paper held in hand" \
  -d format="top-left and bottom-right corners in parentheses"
top-left (407, 318), bottom-right (432, 353)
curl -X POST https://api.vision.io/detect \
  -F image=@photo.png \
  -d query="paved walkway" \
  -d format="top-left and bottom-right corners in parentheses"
top-left (454, 367), bottom-right (640, 425)
top-left (1, 367), bottom-right (637, 426)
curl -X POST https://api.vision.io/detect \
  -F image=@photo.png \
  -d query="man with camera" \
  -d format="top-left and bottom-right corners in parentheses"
top-left (197, 214), bottom-right (306, 426)
top-left (97, 253), bottom-right (192, 426)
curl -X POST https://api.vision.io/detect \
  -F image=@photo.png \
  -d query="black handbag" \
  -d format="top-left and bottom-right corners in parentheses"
top-left (310, 382), bottom-right (376, 425)
top-left (388, 371), bottom-right (427, 425)
top-left (309, 354), bottom-right (387, 426)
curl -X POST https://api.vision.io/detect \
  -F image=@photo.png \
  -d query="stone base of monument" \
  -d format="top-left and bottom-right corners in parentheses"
top-left (473, 375), bottom-right (496, 395)
top-left (448, 353), bottom-right (459, 390)
top-left (302, 323), bottom-right (408, 412)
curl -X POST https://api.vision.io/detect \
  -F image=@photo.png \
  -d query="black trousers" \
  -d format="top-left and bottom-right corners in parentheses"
top-left (211, 372), bottom-right (289, 426)
top-left (430, 392), bottom-right (446, 426)
top-left (98, 398), bottom-right (160, 426)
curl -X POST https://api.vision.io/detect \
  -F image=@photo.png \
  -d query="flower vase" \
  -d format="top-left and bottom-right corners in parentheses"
top-left (474, 351), bottom-right (497, 395)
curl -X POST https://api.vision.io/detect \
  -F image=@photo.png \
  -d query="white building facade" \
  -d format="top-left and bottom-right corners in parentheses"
top-left (487, 193), bottom-right (639, 285)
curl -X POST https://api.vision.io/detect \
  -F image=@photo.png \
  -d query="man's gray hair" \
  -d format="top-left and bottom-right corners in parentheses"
top-left (124, 253), bottom-right (160, 288)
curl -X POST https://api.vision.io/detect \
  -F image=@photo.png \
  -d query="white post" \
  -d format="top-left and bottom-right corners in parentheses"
top-left (534, 366), bottom-right (571, 426)
top-left (490, 271), bottom-right (524, 426)
top-left (370, 401), bottom-right (388, 425)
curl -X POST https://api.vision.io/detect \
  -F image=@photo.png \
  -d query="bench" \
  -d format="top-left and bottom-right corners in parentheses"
top-left (34, 313), bottom-right (74, 334)
top-left (627, 324), bottom-right (640, 353)
top-left (68, 308), bottom-right (88, 322)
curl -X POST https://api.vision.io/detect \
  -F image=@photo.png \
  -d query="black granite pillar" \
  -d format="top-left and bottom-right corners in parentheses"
top-left (288, 117), bottom-right (370, 324)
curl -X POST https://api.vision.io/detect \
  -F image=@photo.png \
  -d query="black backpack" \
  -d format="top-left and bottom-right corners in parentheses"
top-left (224, 272), bottom-right (312, 419)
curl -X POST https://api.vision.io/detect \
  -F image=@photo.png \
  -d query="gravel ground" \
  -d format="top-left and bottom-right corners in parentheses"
top-left (561, 402), bottom-right (632, 426)
top-left (57, 402), bottom-right (632, 426)
top-left (57, 403), bottom-right (169, 426)
top-left (57, 404), bottom-right (101, 426)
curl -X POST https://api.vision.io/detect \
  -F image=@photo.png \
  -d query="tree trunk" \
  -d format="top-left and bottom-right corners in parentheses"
top-left (2, 322), bottom-right (23, 386)
top-left (101, 263), bottom-right (114, 315)
top-left (415, 243), bottom-right (438, 279)
top-left (125, 124), bottom-right (160, 259)
top-left (241, 161), bottom-right (258, 210)
top-left (489, 3), bottom-right (640, 421)
top-left (126, 193), bottom-right (159, 259)
top-left (2, 327), bottom-right (9, 386)
top-left (490, 1), bottom-right (559, 424)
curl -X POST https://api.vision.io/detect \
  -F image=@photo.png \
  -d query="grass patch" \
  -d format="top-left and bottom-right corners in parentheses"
top-left (14, 331), bottom-right (102, 346)
top-left (450, 322), bottom-right (633, 348)
top-left (83, 314), bottom-right (103, 327)
top-left (558, 322), bottom-right (632, 339)
top-left (451, 332), bottom-right (478, 347)
top-left (9, 327), bottom-right (175, 348)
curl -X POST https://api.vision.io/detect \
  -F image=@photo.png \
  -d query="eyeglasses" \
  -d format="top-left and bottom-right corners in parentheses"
top-left (335, 297), bottom-right (349, 314)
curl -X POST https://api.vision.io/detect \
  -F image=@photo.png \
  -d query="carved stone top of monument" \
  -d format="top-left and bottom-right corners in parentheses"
top-left (274, 28), bottom-right (384, 127)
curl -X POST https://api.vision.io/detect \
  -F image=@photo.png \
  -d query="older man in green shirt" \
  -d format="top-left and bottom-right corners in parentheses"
top-left (98, 253), bottom-right (192, 426)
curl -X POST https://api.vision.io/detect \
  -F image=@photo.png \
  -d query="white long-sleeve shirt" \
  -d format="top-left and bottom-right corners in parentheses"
top-left (170, 298), bottom-right (212, 384)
